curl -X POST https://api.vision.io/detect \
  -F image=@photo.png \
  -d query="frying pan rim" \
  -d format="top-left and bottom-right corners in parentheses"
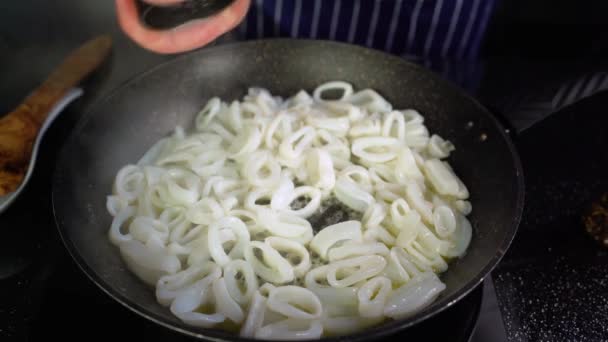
top-left (52, 38), bottom-right (524, 341)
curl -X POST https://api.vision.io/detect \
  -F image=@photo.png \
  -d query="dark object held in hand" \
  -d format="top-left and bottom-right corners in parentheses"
top-left (137, 0), bottom-right (236, 30)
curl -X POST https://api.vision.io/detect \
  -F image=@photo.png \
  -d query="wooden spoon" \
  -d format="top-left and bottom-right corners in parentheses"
top-left (0, 35), bottom-right (112, 196)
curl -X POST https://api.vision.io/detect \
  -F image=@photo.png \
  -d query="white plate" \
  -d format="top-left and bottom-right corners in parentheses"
top-left (0, 88), bottom-right (83, 214)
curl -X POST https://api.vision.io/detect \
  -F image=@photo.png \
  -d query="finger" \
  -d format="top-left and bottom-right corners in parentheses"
top-left (115, 0), bottom-right (250, 54)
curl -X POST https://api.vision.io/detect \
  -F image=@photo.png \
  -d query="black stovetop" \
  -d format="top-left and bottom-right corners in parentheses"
top-left (492, 91), bottom-right (608, 341)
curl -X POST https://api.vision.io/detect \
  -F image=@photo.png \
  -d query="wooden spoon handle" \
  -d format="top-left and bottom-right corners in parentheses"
top-left (0, 35), bottom-right (112, 195)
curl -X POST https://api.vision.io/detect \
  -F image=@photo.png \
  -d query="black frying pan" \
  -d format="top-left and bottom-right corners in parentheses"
top-left (52, 39), bottom-right (524, 341)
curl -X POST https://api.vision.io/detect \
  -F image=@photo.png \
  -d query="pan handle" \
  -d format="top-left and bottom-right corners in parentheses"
top-left (493, 72), bottom-right (608, 134)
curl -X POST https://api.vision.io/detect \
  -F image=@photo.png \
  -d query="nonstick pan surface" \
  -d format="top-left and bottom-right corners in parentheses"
top-left (52, 39), bottom-right (524, 341)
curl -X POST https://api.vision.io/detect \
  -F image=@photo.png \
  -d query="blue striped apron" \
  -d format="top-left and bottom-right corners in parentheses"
top-left (227, 0), bottom-right (498, 92)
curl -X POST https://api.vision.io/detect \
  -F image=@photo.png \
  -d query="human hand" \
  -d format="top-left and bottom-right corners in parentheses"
top-left (115, 0), bottom-right (250, 54)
